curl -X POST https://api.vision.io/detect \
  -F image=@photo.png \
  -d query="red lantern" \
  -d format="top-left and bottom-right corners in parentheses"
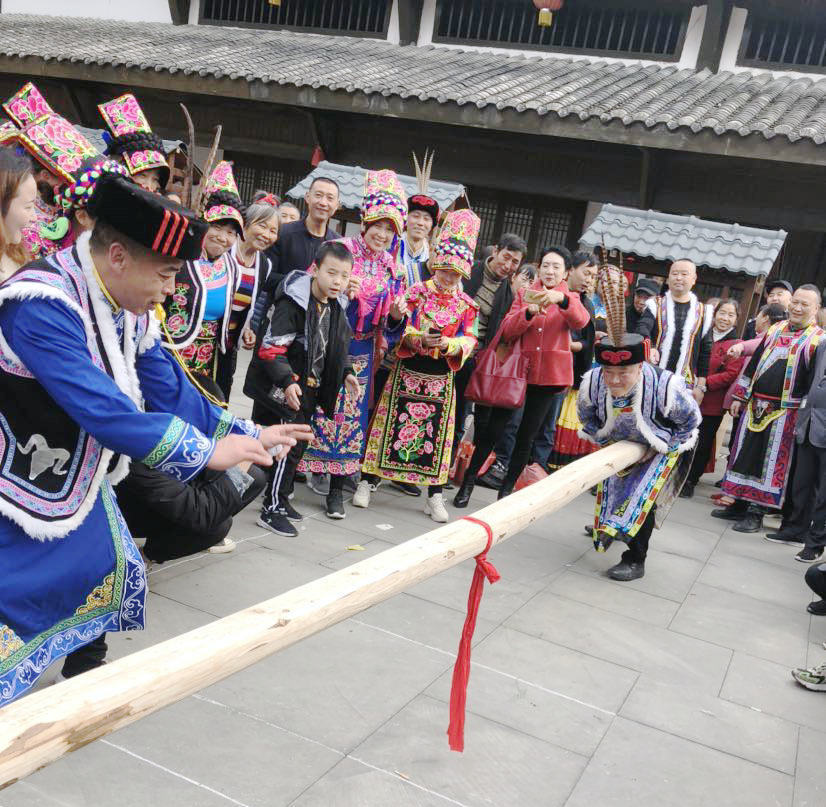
top-left (533, 0), bottom-right (564, 27)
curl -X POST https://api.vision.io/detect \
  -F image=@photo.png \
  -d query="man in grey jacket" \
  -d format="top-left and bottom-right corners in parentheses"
top-left (767, 338), bottom-right (826, 561)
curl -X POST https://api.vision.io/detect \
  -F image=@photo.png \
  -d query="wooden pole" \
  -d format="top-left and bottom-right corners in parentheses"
top-left (0, 441), bottom-right (646, 790)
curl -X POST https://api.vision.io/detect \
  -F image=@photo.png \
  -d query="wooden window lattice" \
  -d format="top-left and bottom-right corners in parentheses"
top-left (434, 1), bottom-right (687, 59)
top-left (201, 0), bottom-right (391, 35)
top-left (740, 12), bottom-right (826, 70)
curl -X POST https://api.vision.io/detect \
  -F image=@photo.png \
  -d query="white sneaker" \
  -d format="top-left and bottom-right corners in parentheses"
top-left (208, 537), bottom-right (236, 554)
top-left (425, 492), bottom-right (449, 523)
top-left (352, 480), bottom-right (371, 509)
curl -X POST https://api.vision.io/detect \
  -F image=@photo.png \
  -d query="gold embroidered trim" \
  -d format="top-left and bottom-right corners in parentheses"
top-left (74, 573), bottom-right (115, 616)
top-left (0, 624), bottom-right (24, 661)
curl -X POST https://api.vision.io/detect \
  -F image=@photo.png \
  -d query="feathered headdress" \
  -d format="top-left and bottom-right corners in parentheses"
top-left (177, 103), bottom-right (223, 215)
top-left (594, 247), bottom-right (649, 367)
top-left (408, 149), bottom-right (440, 225)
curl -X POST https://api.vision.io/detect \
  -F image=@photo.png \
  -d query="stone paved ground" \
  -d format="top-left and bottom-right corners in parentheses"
top-left (3, 363), bottom-right (824, 807)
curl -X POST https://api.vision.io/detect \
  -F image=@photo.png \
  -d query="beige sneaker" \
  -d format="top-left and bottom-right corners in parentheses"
top-left (424, 492), bottom-right (449, 523)
top-left (208, 537), bottom-right (236, 554)
top-left (352, 480), bottom-right (371, 508)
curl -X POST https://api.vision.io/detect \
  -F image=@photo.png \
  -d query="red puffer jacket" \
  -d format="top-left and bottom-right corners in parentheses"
top-left (501, 280), bottom-right (590, 387)
top-left (702, 333), bottom-right (744, 415)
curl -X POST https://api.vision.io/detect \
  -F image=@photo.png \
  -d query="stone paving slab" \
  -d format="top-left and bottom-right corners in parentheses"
top-left (721, 651), bottom-right (824, 731)
top-left (0, 365), bottom-right (821, 807)
top-left (505, 589), bottom-right (734, 693)
top-left (671, 582), bottom-right (811, 665)
top-left (794, 727), bottom-right (826, 807)
top-left (619, 676), bottom-right (800, 774)
top-left (291, 757), bottom-right (454, 807)
top-left (564, 717), bottom-right (794, 807)
top-left (352, 695), bottom-right (588, 807)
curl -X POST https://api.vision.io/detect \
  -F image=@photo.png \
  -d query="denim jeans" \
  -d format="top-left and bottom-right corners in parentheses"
top-left (528, 388), bottom-right (567, 467)
top-left (494, 405), bottom-right (524, 467)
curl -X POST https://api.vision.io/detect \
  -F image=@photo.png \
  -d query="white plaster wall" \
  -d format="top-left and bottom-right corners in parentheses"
top-left (188, 0), bottom-right (200, 25)
top-left (386, 0), bottom-right (400, 44)
top-left (2, 0), bottom-right (172, 23)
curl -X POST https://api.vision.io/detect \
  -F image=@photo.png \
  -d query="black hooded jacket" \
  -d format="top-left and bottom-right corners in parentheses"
top-left (244, 270), bottom-right (352, 420)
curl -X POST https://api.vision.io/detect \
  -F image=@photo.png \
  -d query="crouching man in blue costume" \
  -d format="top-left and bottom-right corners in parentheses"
top-left (578, 263), bottom-right (700, 582)
top-left (0, 174), bottom-right (311, 705)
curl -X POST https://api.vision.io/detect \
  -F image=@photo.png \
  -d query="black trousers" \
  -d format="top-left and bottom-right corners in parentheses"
top-left (465, 384), bottom-right (565, 490)
top-left (806, 562), bottom-right (826, 600)
top-left (215, 347), bottom-right (239, 401)
top-left (121, 465), bottom-right (267, 563)
top-left (254, 389), bottom-right (317, 512)
top-left (452, 356), bottom-right (476, 451)
top-left (62, 634), bottom-right (108, 678)
top-left (782, 438), bottom-right (826, 548)
top-left (621, 507), bottom-right (656, 565)
top-left (687, 414), bottom-right (724, 486)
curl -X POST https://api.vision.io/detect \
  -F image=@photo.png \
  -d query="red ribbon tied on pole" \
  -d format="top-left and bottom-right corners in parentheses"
top-left (447, 516), bottom-right (501, 752)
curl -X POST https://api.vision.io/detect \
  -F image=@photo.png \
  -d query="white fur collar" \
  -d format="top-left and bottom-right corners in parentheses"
top-left (0, 237), bottom-right (148, 539)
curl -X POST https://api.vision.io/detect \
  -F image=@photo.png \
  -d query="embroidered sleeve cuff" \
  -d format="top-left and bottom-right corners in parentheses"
top-left (211, 409), bottom-right (261, 441)
top-left (143, 417), bottom-right (215, 483)
top-left (230, 417), bottom-right (260, 439)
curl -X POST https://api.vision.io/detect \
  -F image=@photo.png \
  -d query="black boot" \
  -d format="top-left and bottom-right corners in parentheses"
top-left (711, 501), bottom-right (748, 520)
top-left (497, 484), bottom-right (514, 501)
top-left (453, 479), bottom-right (474, 509)
top-left (679, 481), bottom-right (695, 499)
top-left (733, 507), bottom-right (763, 533)
top-left (606, 561), bottom-right (645, 581)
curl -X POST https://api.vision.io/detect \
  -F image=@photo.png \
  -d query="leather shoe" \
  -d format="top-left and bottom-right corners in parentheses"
top-left (807, 599), bottom-right (826, 615)
top-left (607, 561), bottom-right (645, 581)
top-left (732, 513), bottom-right (763, 533)
top-left (764, 531), bottom-right (804, 545)
top-left (452, 481), bottom-right (474, 509)
top-left (477, 470), bottom-right (503, 490)
top-left (711, 506), bottom-right (746, 521)
top-left (390, 481), bottom-right (422, 497)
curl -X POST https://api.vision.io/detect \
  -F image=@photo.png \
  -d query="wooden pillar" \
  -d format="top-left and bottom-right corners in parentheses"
top-left (737, 275), bottom-right (765, 336)
top-left (696, 0), bottom-right (735, 73)
top-left (397, 0), bottom-right (424, 45)
top-left (168, 0), bottom-right (192, 25)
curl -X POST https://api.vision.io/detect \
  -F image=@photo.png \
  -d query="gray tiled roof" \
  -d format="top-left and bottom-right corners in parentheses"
top-left (580, 204), bottom-right (787, 277)
top-left (287, 161), bottom-right (466, 210)
top-left (3, 15), bottom-right (826, 146)
top-left (76, 125), bottom-right (181, 156)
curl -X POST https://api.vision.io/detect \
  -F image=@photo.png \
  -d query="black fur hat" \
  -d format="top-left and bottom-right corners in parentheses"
top-left (88, 173), bottom-right (207, 260)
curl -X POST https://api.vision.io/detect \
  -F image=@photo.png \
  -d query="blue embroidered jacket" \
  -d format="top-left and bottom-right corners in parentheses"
top-left (0, 232), bottom-right (257, 541)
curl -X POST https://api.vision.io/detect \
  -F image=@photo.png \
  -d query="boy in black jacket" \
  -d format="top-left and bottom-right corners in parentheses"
top-left (245, 241), bottom-right (359, 537)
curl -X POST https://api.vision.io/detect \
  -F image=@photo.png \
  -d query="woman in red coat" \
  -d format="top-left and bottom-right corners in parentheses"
top-left (681, 299), bottom-right (744, 498)
top-left (454, 245), bottom-right (589, 507)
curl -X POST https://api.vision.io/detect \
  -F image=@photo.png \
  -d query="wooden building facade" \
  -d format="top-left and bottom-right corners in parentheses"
top-left (0, 0), bottom-right (824, 288)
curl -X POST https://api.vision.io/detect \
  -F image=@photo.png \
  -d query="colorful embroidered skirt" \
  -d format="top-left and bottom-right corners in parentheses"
top-left (593, 448), bottom-right (690, 551)
top-left (547, 387), bottom-right (597, 470)
top-left (722, 397), bottom-right (797, 508)
top-left (179, 320), bottom-right (220, 379)
top-left (299, 336), bottom-right (374, 477)
top-left (362, 358), bottom-right (456, 486)
top-left (0, 482), bottom-right (146, 706)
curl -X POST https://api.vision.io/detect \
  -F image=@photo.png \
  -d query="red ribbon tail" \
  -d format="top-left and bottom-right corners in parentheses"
top-left (447, 517), bottom-right (500, 753)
